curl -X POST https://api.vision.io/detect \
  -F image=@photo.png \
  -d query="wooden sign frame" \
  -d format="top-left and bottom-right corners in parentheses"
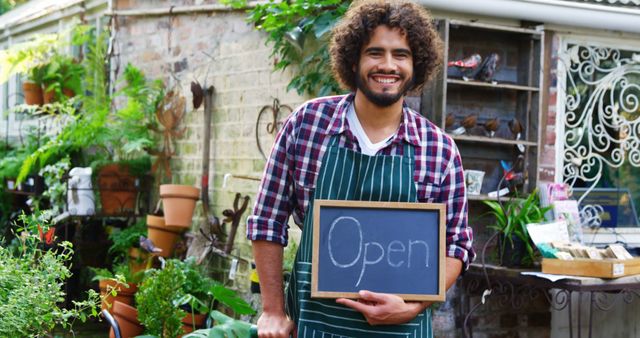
top-left (311, 200), bottom-right (446, 301)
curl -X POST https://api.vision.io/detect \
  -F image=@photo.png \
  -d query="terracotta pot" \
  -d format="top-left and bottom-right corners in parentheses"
top-left (98, 164), bottom-right (137, 215)
top-left (180, 312), bottom-right (207, 336)
top-left (62, 88), bottom-right (75, 98)
top-left (43, 89), bottom-right (55, 104)
top-left (109, 301), bottom-right (143, 338)
top-left (22, 82), bottom-right (43, 105)
top-left (99, 279), bottom-right (138, 311)
top-left (159, 184), bottom-right (200, 228)
top-left (147, 215), bottom-right (184, 258)
top-left (128, 247), bottom-right (150, 275)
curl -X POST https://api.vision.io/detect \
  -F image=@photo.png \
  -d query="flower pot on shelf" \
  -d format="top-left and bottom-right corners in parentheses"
top-left (99, 279), bottom-right (138, 311)
top-left (43, 88), bottom-right (55, 104)
top-left (109, 301), bottom-right (144, 338)
top-left (498, 234), bottom-right (529, 268)
top-left (98, 164), bottom-right (138, 215)
top-left (22, 82), bottom-right (43, 105)
top-left (146, 214), bottom-right (184, 258)
top-left (62, 88), bottom-right (75, 98)
top-left (180, 312), bottom-right (207, 336)
top-left (159, 184), bottom-right (200, 228)
top-left (128, 247), bottom-right (150, 275)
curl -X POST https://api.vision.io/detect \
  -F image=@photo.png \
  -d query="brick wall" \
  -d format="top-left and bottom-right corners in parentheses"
top-left (538, 32), bottom-right (561, 184)
top-left (112, 0), bottom-right (306, 294)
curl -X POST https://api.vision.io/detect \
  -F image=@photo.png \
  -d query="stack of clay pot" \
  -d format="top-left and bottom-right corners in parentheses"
top-left (109, 301), bottom-right (144, 338)
top-left (146, 184), bottom-right (200, 258)
top-left (99, 280), bottom-right (138, 311)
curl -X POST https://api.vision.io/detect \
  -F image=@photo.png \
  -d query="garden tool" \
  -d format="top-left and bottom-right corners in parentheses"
top-left (198, 83), bottom-right (224, 240)
top-left (222, 193), bottom-right (250, 255)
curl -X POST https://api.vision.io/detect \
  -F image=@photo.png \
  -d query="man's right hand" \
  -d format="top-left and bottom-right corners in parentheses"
top-left (257, 311), bottom-right (294, 338)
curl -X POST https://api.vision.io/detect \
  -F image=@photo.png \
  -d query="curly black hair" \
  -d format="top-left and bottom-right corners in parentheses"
top-left (330, 0), bottom-right (442, 92)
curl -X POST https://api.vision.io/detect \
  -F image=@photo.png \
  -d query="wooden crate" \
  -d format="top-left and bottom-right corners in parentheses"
top-left (542, 258), bottom-right (640, 278)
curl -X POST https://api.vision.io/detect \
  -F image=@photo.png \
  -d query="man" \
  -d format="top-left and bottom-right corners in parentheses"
top-left (247, 1), bottom-right (475, 336)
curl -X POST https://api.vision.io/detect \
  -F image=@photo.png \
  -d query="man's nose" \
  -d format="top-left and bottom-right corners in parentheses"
top-left (378, 53), bottom-right (397, 72)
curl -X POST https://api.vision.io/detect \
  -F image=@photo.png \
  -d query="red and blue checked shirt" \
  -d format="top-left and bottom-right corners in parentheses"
top-left (247, 94), bottom-right (475, 270)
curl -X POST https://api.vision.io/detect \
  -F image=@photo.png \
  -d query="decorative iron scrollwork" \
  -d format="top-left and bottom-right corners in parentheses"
top-left (558, 43), bottom-right (640, 225)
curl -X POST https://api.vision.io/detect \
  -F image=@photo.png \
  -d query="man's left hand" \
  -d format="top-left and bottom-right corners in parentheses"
top-left (336, 290), bottom-right (431, 326)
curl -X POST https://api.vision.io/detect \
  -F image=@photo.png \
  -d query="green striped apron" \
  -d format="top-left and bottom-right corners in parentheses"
top-left (286, 135), bottom-right (433, 337)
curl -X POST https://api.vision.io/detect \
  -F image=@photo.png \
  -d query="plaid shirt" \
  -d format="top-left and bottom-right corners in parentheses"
top-left (247, 94), bottom-right (475, 270)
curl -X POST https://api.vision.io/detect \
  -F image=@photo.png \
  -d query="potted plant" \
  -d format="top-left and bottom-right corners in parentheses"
top-left (94, 156), bottom-right (151, 215)
top-left (42, 54), bottom-right (84, 103)
top-left (23, 65), bottom-right (46, 105)
top-left (0, 212), bottom-right (100, 336)
top-left (0, 26), bottom-right (90, 104)
top-left (135, 258), bottom-right (255, 338)
top-left (92, 266), bottom-right (141, 310)
top-left (483, 189), bottom-right (551, 267)
top-left (93, 64), bottom-right (163, 215)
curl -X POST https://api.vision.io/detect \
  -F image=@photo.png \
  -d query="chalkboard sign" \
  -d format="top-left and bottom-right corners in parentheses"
top-left (311, 200), bottom-right (446, 301)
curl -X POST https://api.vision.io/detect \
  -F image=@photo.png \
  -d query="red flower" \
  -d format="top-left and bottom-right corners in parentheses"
top-left (37, 224), bottom-right (55, 245)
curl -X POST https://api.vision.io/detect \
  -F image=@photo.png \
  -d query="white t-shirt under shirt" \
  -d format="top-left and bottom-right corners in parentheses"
top-left (346, 104), bottom-right (394, 156)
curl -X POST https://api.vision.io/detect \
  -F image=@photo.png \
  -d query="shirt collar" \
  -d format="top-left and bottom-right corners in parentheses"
top-left (328, 93), bottom-right (422, 147)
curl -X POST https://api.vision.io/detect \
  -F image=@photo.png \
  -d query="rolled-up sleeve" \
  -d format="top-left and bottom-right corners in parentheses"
top-left (440, 143), bottom-right (475, 271)
top-left (246, 108), bottom-right (299, 247)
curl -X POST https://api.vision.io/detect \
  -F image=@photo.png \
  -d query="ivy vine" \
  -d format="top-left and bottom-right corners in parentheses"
top-left (224, 0), bottom-right (351, 97)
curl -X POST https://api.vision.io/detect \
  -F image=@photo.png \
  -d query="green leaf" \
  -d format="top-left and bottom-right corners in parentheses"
top-left (313, 12), bottom-right (337, 38)
top-left (211, 284), bottom-right (256, 315)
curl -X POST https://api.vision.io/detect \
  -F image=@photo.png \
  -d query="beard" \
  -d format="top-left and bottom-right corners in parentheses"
top-left (355, 68), bottom-right (414, 107)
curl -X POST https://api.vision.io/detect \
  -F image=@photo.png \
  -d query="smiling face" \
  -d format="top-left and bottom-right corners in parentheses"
top-left (355, 25), bottom-right (414, 107)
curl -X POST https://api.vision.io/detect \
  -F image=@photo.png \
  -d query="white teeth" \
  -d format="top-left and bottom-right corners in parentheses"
top-left (374, 77), bottom-right (397, 84)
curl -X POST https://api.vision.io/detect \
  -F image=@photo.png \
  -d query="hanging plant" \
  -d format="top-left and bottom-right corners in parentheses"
top-left (224, 0), bottom-right (350, 97)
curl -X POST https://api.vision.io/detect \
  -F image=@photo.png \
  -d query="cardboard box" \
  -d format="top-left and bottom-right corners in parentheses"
top-left (542, 258), bottom-right (640, 278)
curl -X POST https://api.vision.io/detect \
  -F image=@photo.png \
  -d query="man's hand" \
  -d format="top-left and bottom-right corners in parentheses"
top-left (257, 311), bottom-right (294, 338)
top-left (336, 290), bottom-right (430, 326)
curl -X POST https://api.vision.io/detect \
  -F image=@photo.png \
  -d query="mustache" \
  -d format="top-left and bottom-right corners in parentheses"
top-left (368, 70), bottom-right (401, 77)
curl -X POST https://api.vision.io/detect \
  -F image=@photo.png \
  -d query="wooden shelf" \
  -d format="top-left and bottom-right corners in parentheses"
top-left (450, 134), bottom-right (537, 147)
top-left (6, 190), bottom-right (36, 196)
top-left (447, 78), bottom-right (539, 92)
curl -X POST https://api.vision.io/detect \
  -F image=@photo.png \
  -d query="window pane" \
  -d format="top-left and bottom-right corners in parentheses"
top-left (560, 43), bottom-right (640, 228)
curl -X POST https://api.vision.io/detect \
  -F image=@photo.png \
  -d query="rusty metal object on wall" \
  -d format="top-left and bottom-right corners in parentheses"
top-left (255, 98), bottom-right (292, 160)
top-left (149, 89), bottom-right (187, 180)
